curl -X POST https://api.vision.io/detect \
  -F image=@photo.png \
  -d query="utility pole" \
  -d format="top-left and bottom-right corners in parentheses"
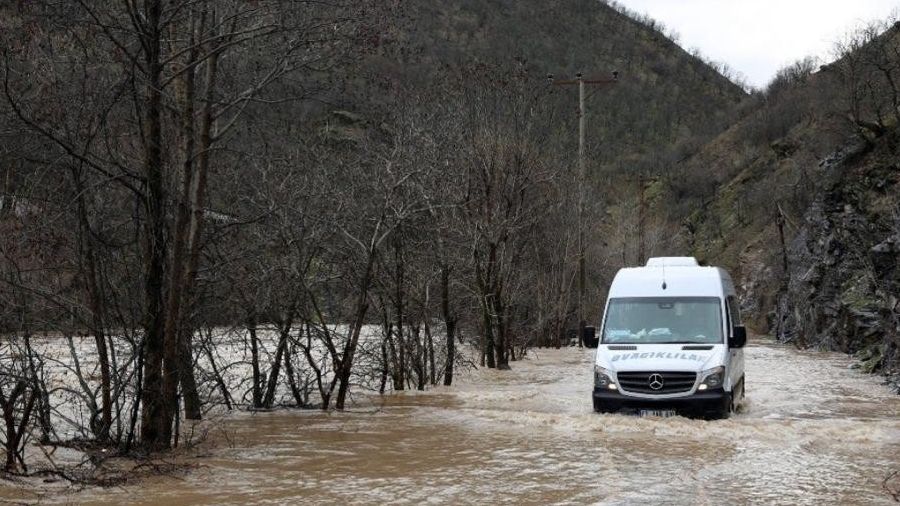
top-left (624, 173), bottom-right (654, 265)
top-left (550, 71), bottom-right (618, 347)
top-left (638, 173), bottom-right (645, 265)
top-left (622, 172), bottom-right (658, 266)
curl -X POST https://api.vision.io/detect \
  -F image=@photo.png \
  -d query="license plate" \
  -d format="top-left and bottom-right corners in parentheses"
top-left (639, 409), bottom-right (677, 418)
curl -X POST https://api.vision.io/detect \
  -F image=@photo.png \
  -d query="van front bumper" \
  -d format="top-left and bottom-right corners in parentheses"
top-left (592, 387), bottom-right (729, 417)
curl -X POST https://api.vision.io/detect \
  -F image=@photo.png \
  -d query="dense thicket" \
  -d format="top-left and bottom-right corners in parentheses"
top-left (1, 0), bottom-right (748, 467)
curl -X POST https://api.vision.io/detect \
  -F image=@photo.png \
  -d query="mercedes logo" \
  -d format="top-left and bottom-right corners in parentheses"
top-left (648, 373), bottom-right (664, 390)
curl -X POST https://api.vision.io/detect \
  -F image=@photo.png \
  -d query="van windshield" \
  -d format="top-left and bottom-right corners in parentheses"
top-left (602, 297), bottom-right (723, 344)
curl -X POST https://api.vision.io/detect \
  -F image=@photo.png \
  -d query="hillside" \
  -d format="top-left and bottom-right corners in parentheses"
top-left (640, 22), bottom-right (900, 384)
top-left (0, 0), bottom-right (750, 339)
top-left (359, 0), bottom-right (747, 172)
top-left (228, 0), bottom-right (754, 345)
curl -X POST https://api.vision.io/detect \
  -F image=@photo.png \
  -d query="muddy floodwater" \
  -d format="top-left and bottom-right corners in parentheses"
top-left (7, 339), bottom-right (900, 505)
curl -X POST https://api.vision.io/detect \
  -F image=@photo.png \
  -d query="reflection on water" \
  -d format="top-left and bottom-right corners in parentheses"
top-left (6, 340), bottom-right (900, 505)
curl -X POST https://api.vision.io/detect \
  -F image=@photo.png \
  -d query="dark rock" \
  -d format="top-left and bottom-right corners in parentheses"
top-left (870, 237), bottom-right (897, 254)
top-left (771, 140), bottom-right (798, 159)
top-left (773, 135), bottom-right (899, 380)
top-left (331, 110), bottom-right (364, 125)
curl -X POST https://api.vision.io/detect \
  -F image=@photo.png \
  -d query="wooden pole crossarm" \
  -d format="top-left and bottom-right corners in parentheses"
top-left (549, 71), bottom-right (619, 86)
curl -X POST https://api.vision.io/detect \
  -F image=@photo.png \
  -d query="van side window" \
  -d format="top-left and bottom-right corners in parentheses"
top-left (726, 296), bottom-right (742, 326)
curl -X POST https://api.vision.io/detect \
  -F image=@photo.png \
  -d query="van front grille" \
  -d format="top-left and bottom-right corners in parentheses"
top-left (616, 371), bottom-right (697, 395)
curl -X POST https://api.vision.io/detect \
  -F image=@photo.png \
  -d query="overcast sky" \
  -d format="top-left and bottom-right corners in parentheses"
top-left (615, 0), bottom-right (900, 88)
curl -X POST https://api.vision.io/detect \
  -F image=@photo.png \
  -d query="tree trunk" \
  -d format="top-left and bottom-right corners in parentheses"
top-left (412, 323), bottom-right (424, 390)
top-left (493, 290), bottom-right (509, 370)
top-left (22, 333), bottom-right (52, 443)
top-left (248, 315), bottom-right (263, 407)
top-left (393, 237), bottom-right (406, 390)
top-left (160, 70), bottom-right (194, 428)
top-left (334, 252), bottom-right (376, 410)
top-left (263, 318), bottom-right (292, 408)
top-left (72, 166), bottom-right (111, 440)
top-left (178, 326), bottom-right (202, 419)
top-left (474, 253), bottom-right (496, 369)
top-left (300, 322), bottom-right (331, 410)
top-left (283, 341), bottom-right (306, 407)
top-left (162, 10), bottom-right (205, 423)
top-left (379, 339), bottom-right (389, 394)
top-left (425, 317), bottom-right (436, 386)
top-left (0, 381), bottom-right (37, 472)
top-left (481, 297), bottom-right (496, 369)
top-left (441, 265), bottom-right (456, 386)
top-left (202, 334), bottom-right (232, 410)
top-left (178, 20), bottom-right (219, 421)
top-left (382, 303), bottom-right (402, 391)
top-left (139, 0), bottom-right (172, 450)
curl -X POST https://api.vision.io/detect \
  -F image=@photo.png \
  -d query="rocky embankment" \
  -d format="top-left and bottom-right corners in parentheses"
top-left (773, 131), bottom-right (900, 391)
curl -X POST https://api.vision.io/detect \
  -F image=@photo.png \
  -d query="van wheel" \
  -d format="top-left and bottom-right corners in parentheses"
top-left (733, 376), bottom-right (746, 411)
top-left (706, 393), bottom-right (732, 420)
top-left (593, 399), bottom-right (616, 414)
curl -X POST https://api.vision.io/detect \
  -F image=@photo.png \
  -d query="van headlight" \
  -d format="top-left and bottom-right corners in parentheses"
top-left (698, 366), bottom-right (725, 390)
top-left (594, 366), bottom-right (617, 390)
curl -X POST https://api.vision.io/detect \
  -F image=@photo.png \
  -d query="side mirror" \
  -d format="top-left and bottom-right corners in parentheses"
top-left (583, 326), bottom-right (599, 349)
top-left (729, 325), bottom-right (747, 348)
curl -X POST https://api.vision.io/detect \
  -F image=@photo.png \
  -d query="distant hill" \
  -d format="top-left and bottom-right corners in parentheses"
top-left (363, 0), bottom-right (748, 173)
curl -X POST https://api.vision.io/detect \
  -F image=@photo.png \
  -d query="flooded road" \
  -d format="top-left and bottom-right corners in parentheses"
top-left (14, 339), bottom-right (900, 504)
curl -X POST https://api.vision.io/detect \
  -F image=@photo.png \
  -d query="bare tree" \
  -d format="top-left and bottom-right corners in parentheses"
top-left (452, 64), bottom-right (559, 368)
top-left (832, 18), bottom-right (900, 142)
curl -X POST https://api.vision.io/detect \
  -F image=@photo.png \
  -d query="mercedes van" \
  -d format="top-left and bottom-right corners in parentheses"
top-left (592, 257), bottom-right (746, 419)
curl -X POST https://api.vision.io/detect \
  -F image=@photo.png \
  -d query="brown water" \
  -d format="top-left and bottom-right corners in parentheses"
top-left (6, 339), bottom-right (900, 505)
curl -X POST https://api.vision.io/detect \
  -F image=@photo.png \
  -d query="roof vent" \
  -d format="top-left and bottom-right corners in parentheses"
top-left (646, 257), bottom-right (699, 267)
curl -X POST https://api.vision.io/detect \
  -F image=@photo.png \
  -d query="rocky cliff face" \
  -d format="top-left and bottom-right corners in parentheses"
top-left (773, 132), bottom-right (899, 390)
